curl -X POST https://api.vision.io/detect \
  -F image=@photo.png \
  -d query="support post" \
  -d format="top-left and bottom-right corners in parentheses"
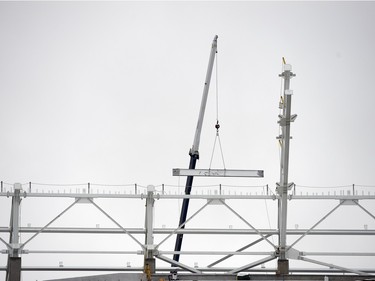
top-left (6, 183), bottom-right (23, 281)
top-left (276, 63), bottom-right (296, 275)
top-left (144, 185), bottom-right (156, 274)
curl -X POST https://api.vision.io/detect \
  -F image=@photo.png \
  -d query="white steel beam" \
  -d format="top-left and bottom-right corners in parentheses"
top-left (207, 235), bottom-right (272, 268)
top-left (3, 265), bottom-right (374, 274)
top-left (3, 227), bottom-right (374, 235)
top-left (354, 201), bottom-right (375, 221)
top-left (288, 201), bottom-right (343, 249)
top-left (21, 199), bottom-right (78, 249)
top-left (227, 255), bottom-right (276, 274)
top-left (158, 251), bottom-right (273, 256)
top-left (156, 254), bottom-right (201, 274)
top-left (88, 199), bottom-right (145, 250)
top-left (299, 256), bottom-right (367, 275)
top-left (156, 200), bottom-right (211, 248)
top-left (173, 169), bottom-right (263, 178)
top-left (220, 200), bottom-right (276, 249)
top-left (302, 252), bottom-right (375, 257)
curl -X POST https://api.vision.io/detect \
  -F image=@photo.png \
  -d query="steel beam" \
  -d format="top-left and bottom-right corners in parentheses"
top-left (2, 192), bottom-right (375, 200)
top-left (227, 255), bottom-right (276, 274)
top-left (1, 227), bottom-right (374, 235)
top-left (288, 201), bottom-right (343, 249)
top-left (1, 266), bottom-right (374, 274)
top-left (207, 235), bottom-right (272, 267)
top-left (156, 254), bottom-right (201, 274)
top-left (299, 256), bottom-right (367, 275)
top-left (173, 169), bottom-right (263, 178)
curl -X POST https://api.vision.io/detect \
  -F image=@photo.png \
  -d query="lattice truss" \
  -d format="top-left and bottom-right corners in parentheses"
top-left (0, 182), bottom-right (374, 276)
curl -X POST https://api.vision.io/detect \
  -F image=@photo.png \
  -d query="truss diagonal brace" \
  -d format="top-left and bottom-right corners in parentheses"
top-left (0, 237), bottom-right (11, 249)
top-left (354, 201), bottom-right (375, 221)
top-left (207, 234), bottom-right (272, 268)
top-left (227, 255), bottom-right (276, 274)
top-left (288, 201), bottom-right (343, 249)
top-left (156, 254), bottom-right (201, 274)
top-left (220, 200), bottom-right (276, 249)
top-left (156, 200), bottom-right (212, 248)
top-left (21, 199), bottom-right (78, 249)
top-left (89, 199), bottom-right (145, 250)
top-left (299, 256), bottom-right (368, 275)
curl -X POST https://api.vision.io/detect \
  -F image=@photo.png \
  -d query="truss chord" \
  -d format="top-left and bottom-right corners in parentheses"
top-left (88, 199), bottom-right (145, 250)
top-left (159, 250), bottom-right (273, 256)
top-left (296, 184), bottom-right (353, 189)
top-left (288, 201), bottom-right (344, 249)
top-left (303, 252), bottom-right (375, 256)
top-left (156, 200), bottom-right (212, 248)
top-left (23, 250), bottom-right (139, 254)
top-left (21, 199), bottom-right (78, 249)
top-left (220, 200), bottom-right (276, 249)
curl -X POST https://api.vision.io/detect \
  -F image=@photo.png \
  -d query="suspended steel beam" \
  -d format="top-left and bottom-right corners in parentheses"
top-left (173, 169), bottom-right (264, 178)
top-left (1, 192), bottom-right (374, 200)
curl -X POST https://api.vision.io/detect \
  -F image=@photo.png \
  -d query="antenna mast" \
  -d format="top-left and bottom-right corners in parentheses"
top-left (276, 61), bottom-right (297, 275)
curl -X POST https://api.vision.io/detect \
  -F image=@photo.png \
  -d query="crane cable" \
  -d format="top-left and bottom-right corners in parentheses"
top-left (209, 50), bottom-right (226, 170)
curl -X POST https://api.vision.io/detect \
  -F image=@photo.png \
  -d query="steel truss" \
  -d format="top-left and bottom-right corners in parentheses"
top-left (1, 184), bottom-right (375, 280)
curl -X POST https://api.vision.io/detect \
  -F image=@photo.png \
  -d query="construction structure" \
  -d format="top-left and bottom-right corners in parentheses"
top-left (1, 36), bottom-right (375, 281)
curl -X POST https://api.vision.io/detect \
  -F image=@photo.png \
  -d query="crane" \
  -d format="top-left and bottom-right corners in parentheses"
top-left (172, 35), bottom-right (218, 264)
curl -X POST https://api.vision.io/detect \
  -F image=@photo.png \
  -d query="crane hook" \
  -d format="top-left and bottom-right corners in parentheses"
top-left (215, 120), bottom-right (220, 132)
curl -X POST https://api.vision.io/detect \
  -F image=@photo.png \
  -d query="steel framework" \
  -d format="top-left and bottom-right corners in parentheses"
top-left (1, 183), bottom-right (375, 281)
top-left (1, 58), bottom-right (374, 281)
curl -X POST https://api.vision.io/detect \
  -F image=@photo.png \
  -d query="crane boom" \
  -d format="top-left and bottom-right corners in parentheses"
top-left (172, 35), bottom-right (218, 264)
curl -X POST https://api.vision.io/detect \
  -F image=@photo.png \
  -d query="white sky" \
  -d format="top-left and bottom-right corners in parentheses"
top-left (1, 1), bottom-right (375, 280)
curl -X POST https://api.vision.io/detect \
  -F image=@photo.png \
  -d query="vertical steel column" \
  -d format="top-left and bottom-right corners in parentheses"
top-left (144, 185), bottom-right (156, 274)
top-left (277, 64), bottom-right (296, 274)
top-left (6, 183), bottom-right (23, 281)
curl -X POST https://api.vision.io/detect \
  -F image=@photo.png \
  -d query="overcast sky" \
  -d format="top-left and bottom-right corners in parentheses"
top-left (1, 1), bottom-right (375, 280)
